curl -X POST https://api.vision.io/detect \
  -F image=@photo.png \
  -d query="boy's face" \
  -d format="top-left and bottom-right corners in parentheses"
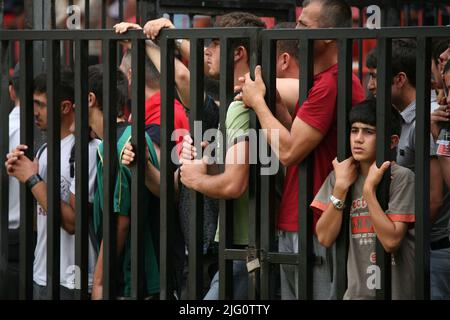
top-left (350, 122), bottom-right (377, 163)
top-left (33, 92), bottom-right (48, 130)
top-left (205, 39), bottom-right (220, 80)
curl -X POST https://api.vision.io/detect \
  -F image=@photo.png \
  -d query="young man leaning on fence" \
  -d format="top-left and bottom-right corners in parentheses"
top-left (178, 11), bottom-right (266, 300)
top-left (87, 65), bottom-right (160, 299)
top-left (314, 98), bottom-right (416, 299)
top-left (239, 0), bottom-right (365, 299)
top-left (4, 70), bottom-right (98, 299)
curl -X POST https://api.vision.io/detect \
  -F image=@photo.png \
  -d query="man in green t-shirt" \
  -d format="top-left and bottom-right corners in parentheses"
top-left (86, 65), bottom-right (160, 299)
top-left (179, 12), bottom-right (265, 300)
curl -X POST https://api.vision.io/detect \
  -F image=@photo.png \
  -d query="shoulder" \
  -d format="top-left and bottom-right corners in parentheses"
top-left (226, 101), bottom-right (249, 119)
top-left (391, 162), bottom-right (415, 184)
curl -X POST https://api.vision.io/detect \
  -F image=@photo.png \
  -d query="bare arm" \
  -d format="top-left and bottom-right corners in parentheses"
top-left (91, 215), bottom-right (130, 300)
top-left (241, 67), bottom-right (323, 167)
top-left (5, 146), bottom-right (76, 234)
top-left (362, 162), bottom-right (409, 253)
top-left (316, 157), bottom-right (358, 247)
top-left (180, 140), bottom-right (249, 199)
top-left (30, 182), bottom-right (76, 234)
top-left (430, 158), bottom-right (444, 223)
top-left (439, 156), bottom-right (450, 189)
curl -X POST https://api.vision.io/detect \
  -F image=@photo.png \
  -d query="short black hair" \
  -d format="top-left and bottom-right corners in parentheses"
top-left (214, 12), bottom-right (266, 61)
top-left (274, 22), bottom-right (299, 63)
top-left (349, 98), bottom-right (402, 138)
top-left (33, 69), bottom-right (75, 105)
top-left (145, 56), bottom-right (161, 89)
top-left (88, 64), bottom-right (128, 118)
top-left (432, 38), bottom-right (450, 66)
top-left (365, 50), bottom-right (377, 69)
top-left (392, 38), bottom-right (417, 88)
top-left (302, 0), bottom-right (352, 28)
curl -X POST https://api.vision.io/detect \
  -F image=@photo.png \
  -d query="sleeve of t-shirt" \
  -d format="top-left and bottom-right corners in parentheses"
top-left (411, 124), bottom-right (437, 157)
top-left (296, 76), bottom-right (337, 135)
top-left (311, 171), bottom-right (336, 213)
top-left (386, 165), bottom-right (415, 223)
top-left (145, 124), bottom-right (161, 146)
top-left (225, 101), bottom-right (250, 148)
top-left (69, 139), bottom-right (100, 203)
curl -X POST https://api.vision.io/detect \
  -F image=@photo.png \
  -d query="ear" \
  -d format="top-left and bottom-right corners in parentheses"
top-left (390, 135), bottom-right (400, 149)
top-left (60, 100), bottom-right (74, 115)
top-left (278, 53), bottom-right (290, 71)
top-left (394, 72), bottom-right (408, 88)
top-left (9, 85), bottom-right (17, 101)
top-left (234, 46), bottom-right (246, 63)
top-left (88, 92), bottom-right (97, 108)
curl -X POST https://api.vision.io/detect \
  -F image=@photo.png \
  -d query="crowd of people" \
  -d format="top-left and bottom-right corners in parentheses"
top-left (1, 0), bottom-right (450, 300)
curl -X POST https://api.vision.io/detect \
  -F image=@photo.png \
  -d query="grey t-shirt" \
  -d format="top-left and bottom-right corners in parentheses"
top-left (311, 163), bottom-right (416, 299)
top-left (396, 101), bottom-right (450, 243)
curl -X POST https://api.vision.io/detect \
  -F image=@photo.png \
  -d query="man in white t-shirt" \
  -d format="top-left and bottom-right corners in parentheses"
top-left (5, 70), bottom-right (96, 299)
top-left (0, 64), bottom-right (21, 299)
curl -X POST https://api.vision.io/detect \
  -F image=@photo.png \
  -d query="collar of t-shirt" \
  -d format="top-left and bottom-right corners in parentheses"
top-left (400, 100), bottom-right (416, 124)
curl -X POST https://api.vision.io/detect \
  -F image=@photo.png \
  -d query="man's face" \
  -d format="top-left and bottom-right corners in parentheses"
top-left (296, 3), bottom-right (327, 55)
top-left (205, 39), bottom-right (221, 79)
top-left (296, 3), bottom-right (322, 29)
top-left (33, 92), bottom-right (48, 130)
top-left (439, 42), bottom-right (450, 71)
top-left (367, 68), bottom-right (377, 97)
top-left (350, 122), bottom-right (377, 163)
top-left (444, 71), bottom-right (450, 106)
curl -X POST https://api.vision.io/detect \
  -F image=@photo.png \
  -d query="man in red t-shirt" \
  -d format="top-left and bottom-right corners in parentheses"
top-left (241, 0), bottom-right (364, 299)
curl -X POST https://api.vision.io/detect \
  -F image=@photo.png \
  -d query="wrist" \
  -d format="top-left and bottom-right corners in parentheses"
top-left (25, 173), bottom-right (43, 189)
top-left (363, 185), bottom-right (376, 199)
top-left (333, 183), bottom-right (349, 199)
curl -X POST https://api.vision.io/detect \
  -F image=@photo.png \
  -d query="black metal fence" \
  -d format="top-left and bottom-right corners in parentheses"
top-left (1, 23), bottom-right (445, 299)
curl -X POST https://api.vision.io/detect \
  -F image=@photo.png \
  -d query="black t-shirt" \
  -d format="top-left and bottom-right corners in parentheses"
top-left (178, 95), bottom-right (220, 253)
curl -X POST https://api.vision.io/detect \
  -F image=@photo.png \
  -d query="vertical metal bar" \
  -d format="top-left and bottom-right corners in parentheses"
top-left (188, 37), bottom-right (205, 300)
top-left (50, 0), bottom-right (56, 29)
top-left (218, 37), bottom-right (234, 300)
top-left (375, 37), bottom-right (392, 300)
top-left (119, 0), bottom-right (124, 22)
top-left (0, 41), bottom-right (10, 293)
top-left (247, 30), bottom-right (261, 300)
top-left (19, 40), bottom-right (34, 300)
top-left (136, 0), bottom-right (141, 26)
top-left (298, 39), bottom-right (314, 300)
top-left (160, 35), bottom-right (176, 300)
top-left (74, 39), bottom-right (89, 300)
top-left (0, 0), bottom-right (4, 28)
top-left (189, 14), bottom-right (195, 28)
top-left (415, 36), bottom-right (431, 300)
top-left (130, 38), bottom-right (146, 300)
top-left (102, 0), bottom-right (107, 29)
top-left (260, 36), bottom-right (277, 300)
top-left (335, 38), bottom-right (353, 299)
top-left (358, 7), bottom-right (363, 82)
top-left (46, 39), bottom-right (61, 300)
top-left (434, 5), bottom-right (439, 26)
top-left (102, 39), bottom-right (118, 300)
top-left (85, 0), bottom-right (90, 29)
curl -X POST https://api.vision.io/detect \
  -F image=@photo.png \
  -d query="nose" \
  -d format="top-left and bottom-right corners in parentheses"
top-left (440, 48), bottom-right (450, 67)
top-left (368, 78), bottom-right (376, 90)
